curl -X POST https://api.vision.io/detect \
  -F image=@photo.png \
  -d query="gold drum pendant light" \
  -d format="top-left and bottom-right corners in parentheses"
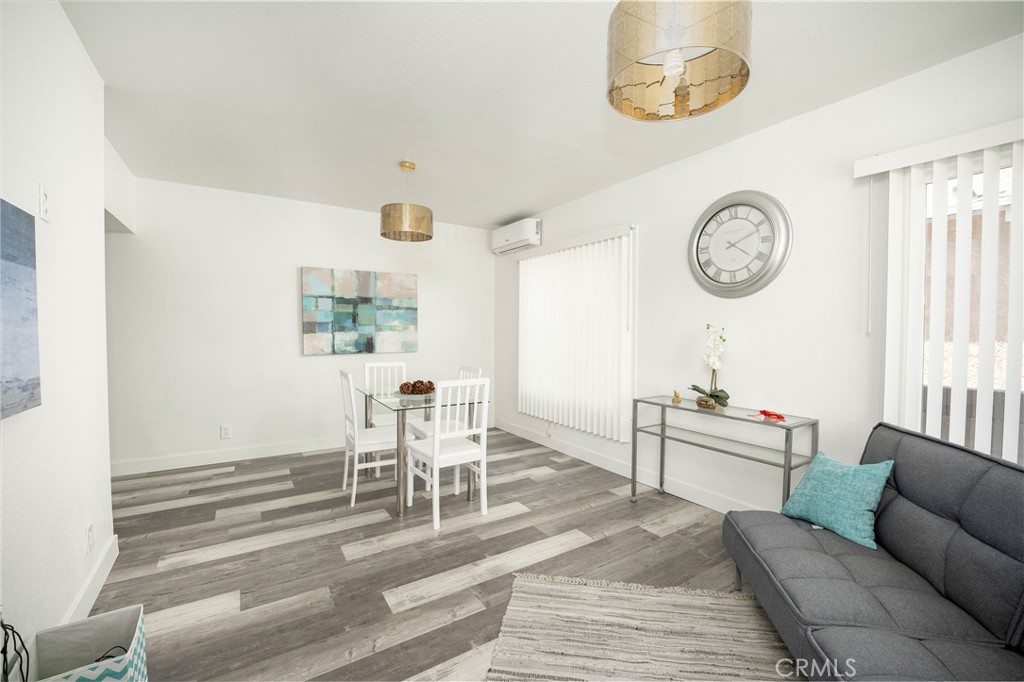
top-left (607, 1), bottom-right (752, 122)
top-left (380, 160), bottom-right (433, 242)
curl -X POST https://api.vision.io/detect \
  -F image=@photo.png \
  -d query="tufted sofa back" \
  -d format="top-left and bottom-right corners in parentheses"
top-left (860, 423), bottom-right (1024, 651)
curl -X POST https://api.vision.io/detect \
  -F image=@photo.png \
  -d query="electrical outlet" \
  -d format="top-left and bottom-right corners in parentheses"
top-left (220, 424), bottom-right (233, 439)
top-left (38, 183), bottom-right (52, 222)
top-left (86, 522), bottom-right (94, 557)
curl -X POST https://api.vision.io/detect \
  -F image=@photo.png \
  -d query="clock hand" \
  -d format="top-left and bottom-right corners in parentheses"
top-left (736, 229), bottom-right (758, 245)
top-left (725, 240), bottom-right (752, 257)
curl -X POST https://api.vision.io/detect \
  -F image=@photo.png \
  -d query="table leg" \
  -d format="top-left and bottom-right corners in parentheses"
top-left (782, 429), bottom-right (794, 507)
top-left (630, 399), bottom-right (638, 503)
top-left (396, 411), bottom-right (407, 518)
top-left (364, 394), bottom-right (376, 479)
top-left (811, 422), bottom-right (819, 457)
top-left (658, 405), bottom-right (666, 494)
top-left (467, 403), bottom-right (477, 501)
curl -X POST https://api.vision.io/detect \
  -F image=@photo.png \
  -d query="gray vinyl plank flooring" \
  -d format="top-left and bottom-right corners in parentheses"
top-left (113, 481), bottom-right (296, 519)
top-left (112, 469), bottom-right (293, 505)
top-left (94, 429), bottom-right (743, 681)
top-left (405, 641), bottom-right (497, 682)
top-left (111, 465), bottom-right (237, 492)
top-left (340, 502), bottom-right (531, 561)
top-left (381, 529), bottom-right (594, 613)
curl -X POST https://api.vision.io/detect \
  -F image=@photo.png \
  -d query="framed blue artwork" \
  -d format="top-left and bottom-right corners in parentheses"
top-left (300, 267), bottom-right (417, 355)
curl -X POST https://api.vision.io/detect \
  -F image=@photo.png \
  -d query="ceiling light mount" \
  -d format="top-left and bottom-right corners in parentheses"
top-left (381, 160), bottom-right (433, 242)
top-left (607, 0), bottom-right (752, 122)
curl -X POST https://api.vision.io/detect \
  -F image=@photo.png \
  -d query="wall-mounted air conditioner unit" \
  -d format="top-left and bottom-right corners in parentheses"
top-left (491, 218), bottom-right (542, 255)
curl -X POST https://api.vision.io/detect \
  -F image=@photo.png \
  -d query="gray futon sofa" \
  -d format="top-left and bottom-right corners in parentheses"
top-left (723, 422), bottom-right (1024, 680)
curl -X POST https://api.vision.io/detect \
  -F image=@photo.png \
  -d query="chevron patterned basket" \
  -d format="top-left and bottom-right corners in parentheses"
top-left (37, 605), bottom-right (147, 682)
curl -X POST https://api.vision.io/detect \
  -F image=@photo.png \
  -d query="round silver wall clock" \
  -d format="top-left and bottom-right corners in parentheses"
top-left (688, 190), bottom-right (793, 298)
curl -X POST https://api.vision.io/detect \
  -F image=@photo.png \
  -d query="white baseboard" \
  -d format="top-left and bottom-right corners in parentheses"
top-left (110, 437), bottom-right (346, 476)
top-left (496, 419), bottom-right (628, 473)
top-left (63, 534), bottom-right (119, 624)
top-left (495, 419), bottom-right (756, 514)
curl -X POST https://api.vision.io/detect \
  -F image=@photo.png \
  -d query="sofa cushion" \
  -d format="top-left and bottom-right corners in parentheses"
top-left (808, 626), bottom-right (952, 680)
top-left (945, 528), bottom-right (1024, 648)
top-left (808, 626), bottom-right (1024, 681)
top-left (869, 585), bottom-right (1000, 642)
top-left (756, 548), bottom-right (851, 581)
top-left (874, 495), bottom-right (961, 591)
top-left (781, 453), bottom-right (893, 548)
top-left (919, 638), bottom-right (1024, 681)
top-left (778, 577), bottom-right (894, 629)
top-left (738, 513), bottom-right (822, 553)
top-left (881, 429), bottom-right (992, 522)
top-left (959, 466), bottom-right (1024, 563)
top-left (835, 553), bottom-right (934, 593)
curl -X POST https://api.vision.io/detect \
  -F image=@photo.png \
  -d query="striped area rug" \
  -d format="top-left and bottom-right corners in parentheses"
top-left (486, 574), bottom-right (790, 681)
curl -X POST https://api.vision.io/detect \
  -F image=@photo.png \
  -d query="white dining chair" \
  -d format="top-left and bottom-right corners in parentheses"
top-left (406, 377), bottom-right (489, 530)
top-left (408, 366), bottom-right (484, 494)
top-left (340, 370), bottom-right (401, 507)
top-left (408, 365), bottom-right (483, 439)
top-left (364, 361), bottom-right (407, 427)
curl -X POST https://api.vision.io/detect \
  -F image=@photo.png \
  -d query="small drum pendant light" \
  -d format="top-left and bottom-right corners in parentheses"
top-left (380, 161), bottom-right (433, 242)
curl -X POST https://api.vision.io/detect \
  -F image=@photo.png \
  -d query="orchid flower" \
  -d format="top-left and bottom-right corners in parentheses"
top-left (701, 324), bottom-right (726, 370)
top-left (690, 324), bottom-right (729, 406)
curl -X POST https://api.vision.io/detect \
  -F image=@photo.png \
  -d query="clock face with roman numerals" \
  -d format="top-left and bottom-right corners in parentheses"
top-left (688, 190), bottom-right (792, 298)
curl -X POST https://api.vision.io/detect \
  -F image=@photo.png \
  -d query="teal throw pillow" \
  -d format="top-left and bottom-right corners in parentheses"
top-left (781, 452), bottom-right (894, 549)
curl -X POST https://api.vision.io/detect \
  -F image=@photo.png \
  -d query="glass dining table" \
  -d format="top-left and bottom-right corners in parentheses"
top-left (356, 388), bottom-right (485, 517)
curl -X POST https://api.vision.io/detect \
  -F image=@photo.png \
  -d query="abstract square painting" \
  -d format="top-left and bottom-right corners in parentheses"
top-left (300, 267), bottom-right (417, 355)
top-left (375, 272), bottom-right (418, 353)
top-left (1, 200), bottom-right (42, 418)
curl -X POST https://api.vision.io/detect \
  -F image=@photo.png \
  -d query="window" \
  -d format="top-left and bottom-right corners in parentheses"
top-left (864, 131), bottom-right (1022, 464)
top-left (922, 165), bottom-right (1016, 450)
top-left (518, 227), bottom-right (636, 442)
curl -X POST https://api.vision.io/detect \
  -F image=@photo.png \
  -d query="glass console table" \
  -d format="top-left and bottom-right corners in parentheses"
top-left (631, 396), bottom-right (819, 507)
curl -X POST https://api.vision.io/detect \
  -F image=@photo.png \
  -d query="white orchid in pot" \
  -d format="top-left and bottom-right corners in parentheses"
top-left (690, 324), bottom-right (730, 409)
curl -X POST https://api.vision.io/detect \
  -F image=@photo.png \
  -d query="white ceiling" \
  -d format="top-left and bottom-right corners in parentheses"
top-left (62, 1), bottom-right (1023, 228)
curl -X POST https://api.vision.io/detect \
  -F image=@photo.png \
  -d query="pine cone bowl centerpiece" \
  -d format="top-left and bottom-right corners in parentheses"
top-left (398, 380), bottom-right (435, 395)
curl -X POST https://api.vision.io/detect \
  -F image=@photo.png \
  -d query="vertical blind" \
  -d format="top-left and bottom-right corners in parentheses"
top-left (518, 228), bottom-right (636, 442)
top-left (881, 139), bottom-right (1022, 464)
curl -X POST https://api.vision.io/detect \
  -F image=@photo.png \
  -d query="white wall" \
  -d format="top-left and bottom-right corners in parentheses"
top-left (495, 34), bottom-right (1024, 513)
top-left (104, 140), bottom-right (135, 233)
top-left (0, 0), bottom-right (116, 660)
top-left (105, 179), bottom-right (495, 474)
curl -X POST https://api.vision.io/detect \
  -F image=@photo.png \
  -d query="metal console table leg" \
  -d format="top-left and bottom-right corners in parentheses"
top-left (658, 405), bottom-right (666, 494)
top-left (630, 399), bottom-right (639, 502)
top-left (782, 429), bottom-right (794, 506)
